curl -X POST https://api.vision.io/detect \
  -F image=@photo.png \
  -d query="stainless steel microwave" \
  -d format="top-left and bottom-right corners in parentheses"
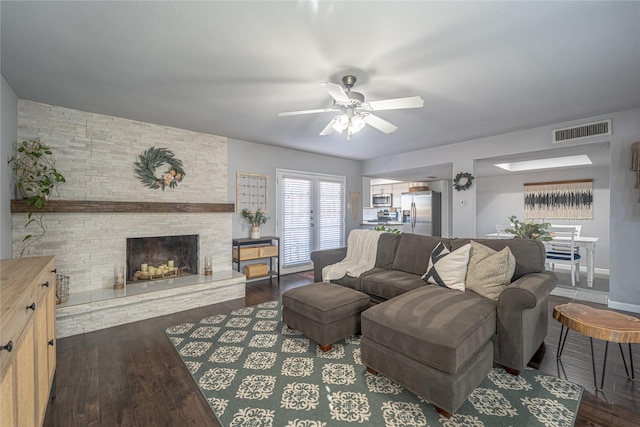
top-left (372, 194), bottom-right (392, 207)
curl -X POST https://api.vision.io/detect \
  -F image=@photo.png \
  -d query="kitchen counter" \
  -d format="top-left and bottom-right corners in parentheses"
top-left (361, 221), bottom-right (404, 226)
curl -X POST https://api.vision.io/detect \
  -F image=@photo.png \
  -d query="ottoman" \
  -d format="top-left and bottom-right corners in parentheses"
top-left (282, 282), bottom-right (371, 352)
top-left (361, 285), bottom-right (496, 417)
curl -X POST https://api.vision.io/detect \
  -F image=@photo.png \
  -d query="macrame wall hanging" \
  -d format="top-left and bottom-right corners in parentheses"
top-left (524, 180), bottom-right (593, 220)
top-left (632, 141), bottom-right (640, 202)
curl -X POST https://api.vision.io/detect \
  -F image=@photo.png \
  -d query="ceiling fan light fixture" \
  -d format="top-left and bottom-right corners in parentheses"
top-left (351, 113), bottom-right (365, 133)
top-left (332, 114), bottom-right (349, 133)
top-left (278, 74), bottom-right (424, 142)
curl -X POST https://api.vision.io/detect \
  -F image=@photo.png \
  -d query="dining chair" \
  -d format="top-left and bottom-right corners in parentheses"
top-left (545, 226), bottom-right (581, 286)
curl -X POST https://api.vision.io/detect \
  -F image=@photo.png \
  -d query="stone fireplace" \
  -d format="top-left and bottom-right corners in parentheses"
top-left (14, 100), bottom-right (246, 338)
top-left (126, 234), bottom-right (198, 281)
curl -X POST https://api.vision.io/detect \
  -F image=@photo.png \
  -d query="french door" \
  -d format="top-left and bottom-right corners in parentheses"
top-left (277, 169), bottom-right (345, 274)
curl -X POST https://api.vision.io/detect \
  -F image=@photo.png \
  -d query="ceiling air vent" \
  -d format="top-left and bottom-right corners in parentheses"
top-left (552, 119), bottom-right (611, 143)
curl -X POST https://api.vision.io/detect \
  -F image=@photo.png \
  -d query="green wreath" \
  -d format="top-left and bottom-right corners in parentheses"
top-left (134, 147), bottom-right (185, 191)
top-left (453, 172), bottom-right (474, 191)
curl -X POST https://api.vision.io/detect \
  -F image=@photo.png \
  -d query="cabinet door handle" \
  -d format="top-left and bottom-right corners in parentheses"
top-left (42, 281), bottom-right (50, 288)
top-left (52, 268), bottom-right (57, 273)
top-left (0, 341), bottom-right (13, 352)
top-left (48, 339), bottom-right (55, 346)
top-left (27, 302), bottom-right (36, 311)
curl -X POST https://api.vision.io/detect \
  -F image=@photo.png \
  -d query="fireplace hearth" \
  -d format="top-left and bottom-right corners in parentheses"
top-left (126, 235), bottom-right (198, 282)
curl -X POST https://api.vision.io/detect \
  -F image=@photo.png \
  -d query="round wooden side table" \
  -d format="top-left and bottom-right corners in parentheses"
top-left (553, 303), bottom-right (640, 392)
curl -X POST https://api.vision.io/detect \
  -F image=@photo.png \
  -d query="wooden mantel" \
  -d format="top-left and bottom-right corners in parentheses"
top-left (11, 199), bottom-right (235, 214)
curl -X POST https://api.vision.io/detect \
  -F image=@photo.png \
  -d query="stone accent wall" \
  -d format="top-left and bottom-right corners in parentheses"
top-left (15, 100), bottom-right (232, 293)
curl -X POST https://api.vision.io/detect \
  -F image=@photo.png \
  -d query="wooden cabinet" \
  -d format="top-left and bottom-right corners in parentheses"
top-left (0, 256), bottom-right (57, 427)
top-left (232, 237), bottom-right (280, 284)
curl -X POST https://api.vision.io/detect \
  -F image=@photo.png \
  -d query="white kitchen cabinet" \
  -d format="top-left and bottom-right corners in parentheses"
top-left (391, 183), bottom-right (410, 207)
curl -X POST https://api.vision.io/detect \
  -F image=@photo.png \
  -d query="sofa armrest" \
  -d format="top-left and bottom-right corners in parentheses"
top-left (310, 247), bottom-right (347, 282)
top-left (495, 271), bottom-right (557, 372)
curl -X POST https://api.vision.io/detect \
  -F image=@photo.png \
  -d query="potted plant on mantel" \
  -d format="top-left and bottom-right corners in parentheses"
top-left (505, 215), bottom-right (552, 241)
top-left (8, 138), bottom-right (66, 256)
top-left (240, 208), bottom-right (269, 239)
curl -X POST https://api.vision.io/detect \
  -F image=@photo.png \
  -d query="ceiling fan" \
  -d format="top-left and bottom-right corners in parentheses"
top-left (277, 75), bottom-right (424, 142)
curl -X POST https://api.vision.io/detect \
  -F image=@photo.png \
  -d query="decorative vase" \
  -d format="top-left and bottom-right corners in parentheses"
top-left (113, 265), bottom-right (125, 290)
top-left (250, 226), bottom-right (261, 239)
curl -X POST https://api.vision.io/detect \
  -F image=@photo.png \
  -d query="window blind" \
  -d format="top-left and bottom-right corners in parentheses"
top-left (318, 180), bottom-right (344, 250)
top-left (282, 177), bottom-right (312, 267)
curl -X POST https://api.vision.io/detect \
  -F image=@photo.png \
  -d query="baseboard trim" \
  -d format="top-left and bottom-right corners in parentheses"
top-left (551, 286), bottom-right (609, 305)
top-left (607, 300), bottom-right (640, 314)
top-left (549, 264), bottom-right (610, 277)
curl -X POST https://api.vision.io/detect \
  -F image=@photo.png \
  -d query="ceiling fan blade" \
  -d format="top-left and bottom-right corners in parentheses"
top-left (320, 82), bottom-right (351, 104)
top-left (277, 107), bottom-right (339, 117)
top-left (363, 114), bottom-right (398, 134)
top-left (319, 117), bottom-right (339, 135)
top-left (362, 96), bottom-right (424, 111)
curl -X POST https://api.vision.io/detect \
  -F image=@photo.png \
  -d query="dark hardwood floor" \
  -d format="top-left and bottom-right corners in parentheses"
top-left (44, 273), bottom-right (640, 426)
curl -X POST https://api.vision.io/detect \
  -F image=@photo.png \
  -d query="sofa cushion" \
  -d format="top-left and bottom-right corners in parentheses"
top-left (392, 234), bottom-right (444, 275)
top-left (361, 286), bottom-right (496, 374)
top-left (360, 269), bottom-right (426, 301)
top-left (466, 241), bottom-right (516, 300)
top-left (421, 242), bottom-right (471, 291)
top-left (374, 232), bottom-right (401, 269)
top-left (330, 274), bottom-right (364, 291)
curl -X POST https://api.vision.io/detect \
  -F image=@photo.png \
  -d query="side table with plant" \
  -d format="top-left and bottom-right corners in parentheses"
top-left (8, 138), bottom-right (66, 256)
top-left (240, 208), bottom-right (269, 239)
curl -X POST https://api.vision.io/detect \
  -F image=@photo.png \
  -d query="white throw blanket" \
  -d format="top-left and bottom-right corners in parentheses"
top-left (322, 229), bottom-right (382, 282)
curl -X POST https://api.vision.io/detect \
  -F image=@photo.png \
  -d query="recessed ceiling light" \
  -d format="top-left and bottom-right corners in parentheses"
top-left (494, 154), bottom-right (592, 172)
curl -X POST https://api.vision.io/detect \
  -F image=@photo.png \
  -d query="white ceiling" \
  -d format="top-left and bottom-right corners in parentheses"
top-left (2, 1), bottom-right (639, 165)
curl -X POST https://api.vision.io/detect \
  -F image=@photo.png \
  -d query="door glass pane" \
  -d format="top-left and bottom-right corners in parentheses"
top-left (282, 176), bottom-right (312, 267)
top-left (317, 180), bottom-right (344, 250)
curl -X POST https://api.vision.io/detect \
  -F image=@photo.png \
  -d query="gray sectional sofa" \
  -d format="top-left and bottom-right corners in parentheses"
top-left (310, 232), bottom-right (557, 415)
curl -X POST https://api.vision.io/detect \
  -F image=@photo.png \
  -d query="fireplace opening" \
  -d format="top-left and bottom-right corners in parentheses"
top-left (126, 234), bottom-right (198, 282)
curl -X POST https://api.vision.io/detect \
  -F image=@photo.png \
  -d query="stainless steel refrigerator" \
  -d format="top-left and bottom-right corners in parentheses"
top-left (401, 191), bottom-right (441, 236)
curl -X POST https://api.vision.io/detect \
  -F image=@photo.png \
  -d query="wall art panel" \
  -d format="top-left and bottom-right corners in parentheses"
top-left (524, 180), bottom-right (593, 219)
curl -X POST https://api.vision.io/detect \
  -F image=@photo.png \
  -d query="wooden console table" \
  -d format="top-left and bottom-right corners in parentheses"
top-left (553, 303), bottom-right (640, 392)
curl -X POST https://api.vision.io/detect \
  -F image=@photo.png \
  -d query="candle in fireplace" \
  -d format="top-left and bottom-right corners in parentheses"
top-left (167, 260), bottom-right (174, 268)
top-left (141, 263), bottom-right (148, 273)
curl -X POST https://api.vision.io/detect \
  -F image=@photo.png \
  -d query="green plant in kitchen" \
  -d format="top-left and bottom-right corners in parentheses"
top-left (8, 138), bottom-right (66, 257)
top-left (241, 208), bottom-right (270, 238)
top-left (374, 226), bottom-right (401, 234)
top-left (505, 215), bottom-right (552, 240)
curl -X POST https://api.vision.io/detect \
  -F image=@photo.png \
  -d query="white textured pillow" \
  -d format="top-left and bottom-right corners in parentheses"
top-left (421, 242), bottom-right (471, 291)
top-left (466, 241), bottom-right (516, 300)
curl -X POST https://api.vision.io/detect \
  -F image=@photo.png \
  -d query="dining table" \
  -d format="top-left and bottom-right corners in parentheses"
top-left (485, 232), bottom-right (599, 287)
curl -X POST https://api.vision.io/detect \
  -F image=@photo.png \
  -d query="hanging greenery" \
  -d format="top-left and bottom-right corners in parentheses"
top-left (134, 147), bottom-right (185, 190)
top-left (453, 172), bottom-right (475, 191)
top-left (8, 138), bottom-right (66, 257)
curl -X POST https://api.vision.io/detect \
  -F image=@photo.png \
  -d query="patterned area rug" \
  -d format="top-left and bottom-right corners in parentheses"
top-left (165, 300), bottom-right (583, 427)
top-left (297, 270), bottom-right (316, 280)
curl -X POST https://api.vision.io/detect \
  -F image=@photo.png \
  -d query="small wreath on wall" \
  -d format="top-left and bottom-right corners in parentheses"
top-left (134, 147), bottom-right (185, 191)
top-left (453, 172), bottom-right (475, 191)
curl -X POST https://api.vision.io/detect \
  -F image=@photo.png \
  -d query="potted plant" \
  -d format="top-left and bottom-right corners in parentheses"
top-left (240, 208), bottom-right (269, 239)
top-left (505, 215), bottom-right (552, 241)
top-left (8, 138), bottom-right (66, 256)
